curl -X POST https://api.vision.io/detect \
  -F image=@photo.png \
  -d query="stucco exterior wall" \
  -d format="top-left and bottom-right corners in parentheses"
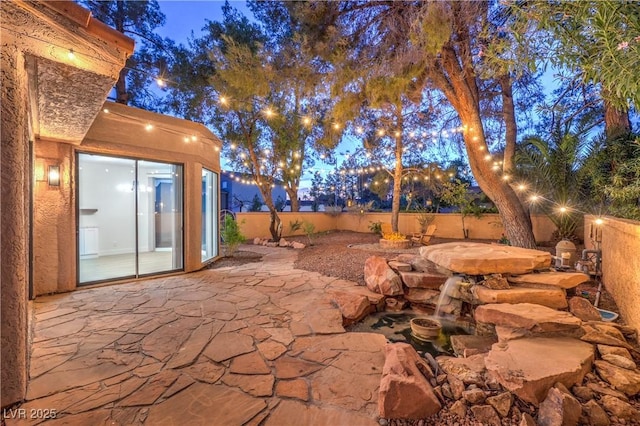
top-left (1, 43), bottom-right (30, 408)
top-left (235, 212), bottom-right (558, 243)
top-left (33, 140), bottom-right (76, 294)
top-left (584, 215), bottom-right (640, 333)
top-left (32, 103), bottom-right (221, 296)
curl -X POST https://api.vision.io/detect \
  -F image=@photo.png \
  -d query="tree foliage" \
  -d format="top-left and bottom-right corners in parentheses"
top-left (79, 0), bottom-right (171, 108)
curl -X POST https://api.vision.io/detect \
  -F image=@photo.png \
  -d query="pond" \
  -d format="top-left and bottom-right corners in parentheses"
top-left (348, 310), bottom-right (475, 358)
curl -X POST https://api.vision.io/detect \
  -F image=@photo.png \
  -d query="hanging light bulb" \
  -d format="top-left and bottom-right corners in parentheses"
top-left (156, 77), bottom-right (165, 87)
top-left (219, 96), bottom-right (228, 105)
top-left (68, 49), bottom-right (76, 60)
top-left (145, 123), bottom-right (153, 131)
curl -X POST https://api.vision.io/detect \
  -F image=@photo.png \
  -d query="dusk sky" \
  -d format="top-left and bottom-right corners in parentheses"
top-left (157, 1), bottom-right (252, 44)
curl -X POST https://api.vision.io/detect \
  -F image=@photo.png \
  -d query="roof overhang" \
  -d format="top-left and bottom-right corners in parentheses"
top-left (1, 0), bottom-right (134, 144)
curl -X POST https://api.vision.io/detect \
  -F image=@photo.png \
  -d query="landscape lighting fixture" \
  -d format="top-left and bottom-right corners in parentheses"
top-left (48, 165), bottom-right (60, 187)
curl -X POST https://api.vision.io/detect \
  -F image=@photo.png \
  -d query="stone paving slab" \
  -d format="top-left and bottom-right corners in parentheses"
top-left (8, 246), bottom-right (386, 425)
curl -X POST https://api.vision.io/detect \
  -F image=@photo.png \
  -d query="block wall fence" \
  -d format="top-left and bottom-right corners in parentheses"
top-left (235, 212), bottom-right (560, 243)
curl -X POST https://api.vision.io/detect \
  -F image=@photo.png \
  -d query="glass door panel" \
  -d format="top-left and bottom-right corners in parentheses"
top-left (78, 155), bottom-right (184, 284)
top-left (202, 169), bottom-right (218, 261)
top-left (78, 154), bottom-right (136, 283)
top-left (137, 160), bottom-right (183, 275)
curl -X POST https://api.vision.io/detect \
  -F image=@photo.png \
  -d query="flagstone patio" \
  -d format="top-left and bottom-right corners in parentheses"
top-left (11, 246), bottom-right (386, 426)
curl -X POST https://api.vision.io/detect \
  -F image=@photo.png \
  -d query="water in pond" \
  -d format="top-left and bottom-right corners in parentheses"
top-left (348, 310), bottom-right (474, 358)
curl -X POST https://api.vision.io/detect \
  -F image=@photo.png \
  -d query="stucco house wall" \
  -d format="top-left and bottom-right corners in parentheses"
top-left (32, 102), bottom-right (221, 296)
top-left (1, 0), bottom-right (133, 408)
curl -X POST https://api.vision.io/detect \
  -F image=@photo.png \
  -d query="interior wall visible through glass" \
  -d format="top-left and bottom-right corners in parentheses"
top-left (77, 153), bottom-right (184, 284)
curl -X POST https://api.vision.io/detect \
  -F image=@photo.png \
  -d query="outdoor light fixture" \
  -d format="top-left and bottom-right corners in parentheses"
top-left (48, 165), bottom-right (60, 187)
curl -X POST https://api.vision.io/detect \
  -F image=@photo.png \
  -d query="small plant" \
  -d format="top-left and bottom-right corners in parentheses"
top-left (221, 215), bottom-right (245, 256)
top-left (369, 221), bottom-right (383, 236)
top-left (498, 234), bottom-right (511, 245)
top-left (416, 208), bottom-right (435, 232)
top-left (302, 221), bottom-right (316, 245)
top-left (289, 219), bottom-right (303, 233)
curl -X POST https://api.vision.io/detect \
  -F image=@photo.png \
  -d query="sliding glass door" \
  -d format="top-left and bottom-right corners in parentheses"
top-left (78, 153), bottom-right (183, 284)
top-left (201, 169), bottom-right (218, 261)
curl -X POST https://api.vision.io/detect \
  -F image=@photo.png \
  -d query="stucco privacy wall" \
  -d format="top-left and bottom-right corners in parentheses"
top-left (236, 212), bottom-right (559, 242)
top-left (1, 0), bottom-right (132, 407)
top-left (33, 101), bottom-right (222, 296)
top-left (584, 215), bottom-right (640, 333)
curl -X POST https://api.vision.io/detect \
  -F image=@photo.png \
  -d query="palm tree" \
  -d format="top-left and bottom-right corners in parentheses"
top-left (515, 131), bottom-right (588, 241)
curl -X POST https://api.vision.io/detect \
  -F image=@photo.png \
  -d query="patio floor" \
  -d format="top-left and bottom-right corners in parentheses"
top-left (10, 246), bottom-right (386, 426)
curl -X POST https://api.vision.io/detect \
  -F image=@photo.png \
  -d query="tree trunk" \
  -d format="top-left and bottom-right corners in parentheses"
top-left (259, 189), bottom-right (281, 241)
top-left (390, 131), bottom-right (403, 233)
top-left (115, 68), bottom-right (129, 104)
top-left (463, 114), bottom-right (536, 248)
top-left (500, 74), bottom-right (517, 173)
top-left (604, 99), bottom-right (631, 140)
top-left (286, 187), bottom-right (299, 212)
top-left (114, 2), bottom-right (128, 105)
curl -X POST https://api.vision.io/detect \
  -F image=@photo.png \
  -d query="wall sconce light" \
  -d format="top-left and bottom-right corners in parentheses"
top-left (48, 165), bottom-right (60, 187)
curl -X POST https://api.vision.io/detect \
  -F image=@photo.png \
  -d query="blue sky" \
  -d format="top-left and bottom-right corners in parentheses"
top-left (157, 1), bottom-right (251, 43)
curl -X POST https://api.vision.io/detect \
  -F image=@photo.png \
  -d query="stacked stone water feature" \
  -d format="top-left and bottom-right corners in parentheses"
top-left (372, 242), bottom-right (640, 425)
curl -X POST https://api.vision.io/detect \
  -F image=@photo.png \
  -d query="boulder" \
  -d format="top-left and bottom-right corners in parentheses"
top-left (571, 385), bottom-right (595, 402)
top-left (437, 353), bottom-right (487, 386)
top-left (470, 405), bottom-right (501, 426)
top-left (599, 395), bottom-right (640, 420)
top-left (253, 237), bottom-right (263, 245)
top-left (384, 298), bottom-right (407, 312)
top-left (598, 345), bottom-right (633, 360)
top-left (537, 386), bottom-right (581, 426)
top-left (508, 272), bottom-right (589, 289)
top-left (450, 335), bottom-right (497, 358)
top-left (520, 413), bottom-right (536, 426)
top-left (462, 388), bottom-right (486, 404)
top-left (594, 360), bottom-right (640, 396)
top-left (449, 400), bottom-right (467, 418)
top-left (581, 330), bottom-right (635, 351)
top-left (388, 261), bottom-right (412, 272)
top-left (587, 382), bottom-right (629, 401)
top-left (473, 286), bottom-right (567, 309)
top-left (447, 374), bottom-right (465, 400)
top-left (378, 343), bottom-right (442, 419)
top-left (364, 256), bottom-right (403, 296)
top-left (279, 238), bottom-right (289, 247)
top-left (485, 338), bottom-right (594, 405)
top-left (404, 288), bottom-right (440, 305)
top-left (486, 392), bottom-right (513, 418)
top-left (291, 242), bottom-right (306, 249)
top-left (394, 254), bottom-right (448, 275)
top-left (568, 297), bottom-right (602, 322)
top-left (479, 274), bottom-right (510, 290)
top-left (327, 291), bottom-right (371, 326)
top-left (398, 271), bottom-right (447, 289)
top-left (582, 400), bottom-right (610, 426)
top-left (601, 354), bottom-right (637, 370)
top-left (419, 242), bottom-right (552, 275)
top-left (474, 303), bottom-right (583, 335)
